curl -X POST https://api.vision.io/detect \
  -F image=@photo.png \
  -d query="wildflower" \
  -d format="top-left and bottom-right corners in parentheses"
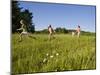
top-left (50, 55), bottom-right (54, 58)
top-left (43, 58), bottom-right (47, 62)
top-left (55, 69), bottom-right (57, 71)
top-left (46, 53), bottom-right (49, 56)
top-left (56, 53), bottom-right (59, 56)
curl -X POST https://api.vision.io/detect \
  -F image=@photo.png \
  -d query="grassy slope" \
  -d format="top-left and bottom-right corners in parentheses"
top-left (12, 34), bottom-right (96, 74)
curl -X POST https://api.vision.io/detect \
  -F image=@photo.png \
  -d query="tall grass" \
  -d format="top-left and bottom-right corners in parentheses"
top-left (12, 34), bottom-right (96, 74)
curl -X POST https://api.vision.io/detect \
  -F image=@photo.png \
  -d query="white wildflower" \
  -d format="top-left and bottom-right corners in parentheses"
top-left (43, 58), bottom-right (47, 62)
top-left (46, 53), bottom-right (49, 56)
top-left (55, 69), bottom-right (57, 71)
top-left (50, 55), bottom-right (54, 58)
top-left (56, 53), bottom-right (59, 56)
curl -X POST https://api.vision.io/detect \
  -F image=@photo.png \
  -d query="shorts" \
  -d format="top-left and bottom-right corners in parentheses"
top-left (22, 31), bottom-right (28, 35)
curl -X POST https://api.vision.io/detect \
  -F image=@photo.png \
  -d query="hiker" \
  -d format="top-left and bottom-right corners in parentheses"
top-left (76, 25), bottom-right (81, 38)
top-left (48, 25), bottom-right (55, 40)
top-left (17, 20), bottom-right (33, 41)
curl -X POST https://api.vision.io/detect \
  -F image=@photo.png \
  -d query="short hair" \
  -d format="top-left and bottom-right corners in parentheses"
top-left (49, 25), bottom-right (51, 27)
top-left (78, 25), bottom-right (80, 28)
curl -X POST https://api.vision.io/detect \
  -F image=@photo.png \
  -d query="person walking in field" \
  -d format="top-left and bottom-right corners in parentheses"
top-left (17, 20), bottom-right (28, 41)
top-left (17, 20), bottom-right (35, 42)
top-left (48, 25), bottom-right (55, 40)
top-left (76, 25), bottom-right (81, 38)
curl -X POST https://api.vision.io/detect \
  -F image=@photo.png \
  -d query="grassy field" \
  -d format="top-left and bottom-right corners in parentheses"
top-left (12, 34), bottom-right (96, 74)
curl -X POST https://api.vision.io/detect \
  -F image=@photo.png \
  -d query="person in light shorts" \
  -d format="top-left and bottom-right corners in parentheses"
top-left (48, 25), bottom-right (55, 40)
top-left (17, 20), bottom-right (30, 41)
top-left (21, 31), bottom-right (28, 35)
top-left (76, 25), bottom-right (81, 38)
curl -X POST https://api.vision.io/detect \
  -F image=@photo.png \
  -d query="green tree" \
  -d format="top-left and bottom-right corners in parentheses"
top-left (55, 27), bottom-right (68, 33)
top-left (12, 1), bottom-right (35, 33)
top-left (12, 1), bottom-right (22, 32)
top-left (19, 9), bottom-right (35, 33)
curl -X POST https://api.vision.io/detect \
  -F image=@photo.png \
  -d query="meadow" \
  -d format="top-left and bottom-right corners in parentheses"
top-left (12, 33), bottom-right (96, 74)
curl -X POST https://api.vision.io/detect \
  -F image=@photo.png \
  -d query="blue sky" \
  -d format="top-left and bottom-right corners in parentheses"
top-left (18, 1), bottom-right (96, 32)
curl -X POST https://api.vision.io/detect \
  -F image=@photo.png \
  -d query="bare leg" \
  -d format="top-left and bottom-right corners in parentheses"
top-left (77, 32), bottom-right (80, 38)
top-left (48, 33), bottom-right (51, 40)
top-left (48, 33), bottom-right (55, 40)
top-left (19, 33), bottom-right (23, 42)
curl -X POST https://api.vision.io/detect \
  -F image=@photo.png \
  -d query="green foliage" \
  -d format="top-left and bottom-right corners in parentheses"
top-left (12, 1), bottom-right (21, 32)
top-left (35, 29), bottom-right (48, 34)
top-left (12, 1), bottom-right (35, 33)
top-left (55, 27), bottom-right (68, 34)
top-left (81, 31), bottom-right (96, 36)
top-left (35, 27), bottom-right (69, 34)
top-left (12, 34), bottom-right (96, 74)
